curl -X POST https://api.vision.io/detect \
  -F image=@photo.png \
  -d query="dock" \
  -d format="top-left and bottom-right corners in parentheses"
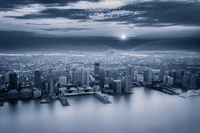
top-left (94, 93), bottom-right (111, 104)
top-left (58, 95), bottom-right (70, 106)
top-left (63, 92), bottom-right (95, 97)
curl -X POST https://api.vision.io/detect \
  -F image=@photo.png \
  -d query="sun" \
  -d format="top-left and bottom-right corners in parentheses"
top-left (121, 35), bottom-right (126, 39)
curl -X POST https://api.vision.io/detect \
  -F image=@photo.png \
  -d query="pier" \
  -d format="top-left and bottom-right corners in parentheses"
top-left (58, 94), bottom-right (70, 106)
top-left (94, 93), bottom-right (111, 104)
top-left (63, 92), bottom-right (95, 97)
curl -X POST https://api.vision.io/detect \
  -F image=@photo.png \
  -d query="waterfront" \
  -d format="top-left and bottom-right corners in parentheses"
top-left (1, 87), bottom-right (200, 133)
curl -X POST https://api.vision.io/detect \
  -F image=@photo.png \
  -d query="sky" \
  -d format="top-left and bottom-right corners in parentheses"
top-left (0, 0), bottom-right (200, 52)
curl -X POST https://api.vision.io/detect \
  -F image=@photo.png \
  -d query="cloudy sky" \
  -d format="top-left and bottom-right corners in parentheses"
top-left (0, 0), bottom-right (200, 52)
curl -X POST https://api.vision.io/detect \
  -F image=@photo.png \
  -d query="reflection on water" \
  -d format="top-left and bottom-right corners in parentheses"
top-left (1, 87), bottom-right (200, 133)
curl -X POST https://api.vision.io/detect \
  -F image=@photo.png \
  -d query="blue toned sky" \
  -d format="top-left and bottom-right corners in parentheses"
top-left (0, 0), bottom-right (200, 51)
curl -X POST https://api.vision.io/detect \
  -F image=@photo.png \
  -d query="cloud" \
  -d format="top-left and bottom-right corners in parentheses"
top-left (3, 1), bottom-right (200, 26)
top-left (41, 27), bottom-right (92, 32)
top-left (0, 0), bottom-right (200, 39)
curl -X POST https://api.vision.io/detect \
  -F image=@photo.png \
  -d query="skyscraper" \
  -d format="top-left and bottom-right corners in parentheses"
top-left (113, 80), bottom-right (122, 94)
top-left (81, 67), bottom-right (85, 86)
top-left (190, 74), bottom-right (198, 89)
top-left (94, 63), bottom-right (100, 86)
top-left (160, 63), bottom-right (167, 81)
top-left (169, 70), bottom-right (177, 82)
top-left (126, 65), bottom-right (133, 79)
top-left (182, 75), bottom-right (189, 89)
top-left (144, 69), bottom-right (152, 82)
top-left (9, 72), bottom-right (17, 90)
top-left (86, 70), bottom-right (90, 87)
top-left (125, 76), bottom-right (131, 93)
top-left (34, 70), bottom-right (41, 88)
top-left (49, 77), bottom-right (54, 95)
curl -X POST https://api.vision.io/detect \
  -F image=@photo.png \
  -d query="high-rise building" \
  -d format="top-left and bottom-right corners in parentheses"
top-left (104, 77), bottom-right (110, 85)
top-left (94, 63), bottom-right (100, 86)
top-left (167, 76), bottom-right (174, 86)
top-left (169, 70), bottom-right (177, 82)
top-left (9, 72), bottom-right (17, 90)
top-left (126, 65), bottom-right (133, 79)
top-left (124, 76), bottom-right (131, 93)
top-left (113, 80), bottom-right (122, 94)
top-left (182, 75), bottom-right (189, 88)
top-left (34, 70), bottom-right (41, 88)
top-left (176, 70), bottom-right (185, 80)
top-left (144, 69), bottom-right (152, 82)
top-left (153, 73), bottom-right (159, 82)
top-left (163, 76), bottom-right (167, 84)
top-left (190, 74), bottom-right (198, 89)
top-left (49, 77), bottom-right (54, 95)
top-left (100, 70), bottom-right (105, 88)
top-left (81, 68), bottom-right (85, 86)
top-left (59, 76), bottom-right (67, 85)
top-left (136, 74), bottom-right (144, 82)
top-left (160, 63), bottom-right (167, 81)
top-left (86, 70), bottom-right (90, 87)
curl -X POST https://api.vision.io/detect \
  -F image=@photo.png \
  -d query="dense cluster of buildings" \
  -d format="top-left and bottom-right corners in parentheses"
top-left (0, 51), bottom-right (200, 100)
top-left (0, 62), bottom-right (133, 100)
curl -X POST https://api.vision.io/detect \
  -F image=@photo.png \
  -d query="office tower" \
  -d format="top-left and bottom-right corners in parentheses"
top-left (113, 80), bottom-right (122, 94)
top-left (72, 69), bottom-right (80, 86)
top-left (176, 70), bottom-right (185, 80)
top-left (169, 70), bottom-right (177, 82)
top-left (51, 70), bottom-right (59, 80)
top-left (100, 70), bottom-right (105, 88)
top-left (104, 77), bottom-right (110, 85)
top-left (144, 69), bottom-right (152, 82)
top-left (72, 69), bottom-right (76, 85)
top-left (34, 70), bottom-right (41, 88)
top-left (49, 77), bottom-right (54, 95)
top-left (126, 65), bottom-right (133, 79)
top-left (5, 72), bottom-right (9, 83)
top-left (160, 63), bottom-right (167, 81)
top-left (163, 76), bottom-right (167, 84)
top-left (63, 69), bottom-right (70, 78)
top-left (113, 70), bottom-right (118, 80)
top-left (125, 76), bottom-right (131, 93)
top-left (94, 63), bottom-right (100, 86)
top-left (86, 70), bottom-right (90, 87)
top-left (190, 74), bottom-right (198, 89)
top-left (81, 68), bottom-right (85, 86)
top-left (166, 76), bottom-right (174, 86)
top-left (153, 73), bottom-right (159, 82)
top-left (136, 74), bottom-right (144, 82)
top-left (106, 70), bottom-right (111, 79)
top-left (182, 75), bottom-right (189, 88)
top-left (59, 76), bottom-right (67, 85)
top-left (45, 82), bottom-right (49, 93)
top-left (9, 72), bottom-right (17, 90)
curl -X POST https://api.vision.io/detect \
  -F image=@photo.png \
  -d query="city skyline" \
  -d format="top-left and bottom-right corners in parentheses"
top-left (1, 1), bottom-right (200, 133)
